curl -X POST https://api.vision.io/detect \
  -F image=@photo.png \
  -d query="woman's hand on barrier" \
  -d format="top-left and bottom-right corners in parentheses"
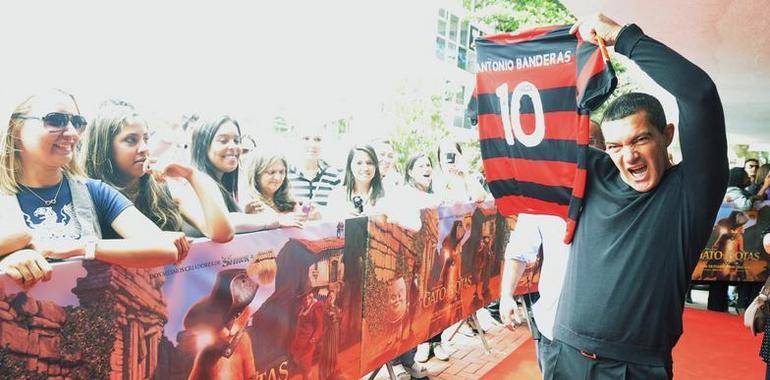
top-left (163, 231), bottom-right (192, 262)
top-left (278, 213), bottom-right (304, 229)
top-left (244, 199), bottom-right (266, 214)
top-left (0, 249), bottom-right (52, 288)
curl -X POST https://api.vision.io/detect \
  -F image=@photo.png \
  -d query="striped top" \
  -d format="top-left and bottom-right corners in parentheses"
top-left (287, 161), bottom-right (342, 207)
top-left (470, 25), bottom-right (616, 243)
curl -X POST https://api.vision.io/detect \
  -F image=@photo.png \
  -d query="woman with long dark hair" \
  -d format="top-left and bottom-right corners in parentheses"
top-left (81, 102), bottom-right (233, 242)
top-left (190, 116), bottom-right (293, 232)
top-left (326, 145), bottom-right (386, 219)
top-left (0, 89), bottom-right (188, 287)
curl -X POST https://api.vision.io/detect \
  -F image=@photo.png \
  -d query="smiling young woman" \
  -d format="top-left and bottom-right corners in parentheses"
top-left (325, 144), bottom-right (386, 219)
top-left (0, 89), bottom-right (191, 287)
top-left (190, 116), bottom-right (297, 232)
top-left (81, 102), bottom-right (234, 242)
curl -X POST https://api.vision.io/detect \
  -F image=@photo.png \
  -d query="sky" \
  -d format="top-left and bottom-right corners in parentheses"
top-left (0, 1), bottom-right (437, 127)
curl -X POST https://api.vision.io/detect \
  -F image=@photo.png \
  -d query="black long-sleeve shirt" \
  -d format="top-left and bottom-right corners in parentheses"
top-left (553, 24), bottom-right (729, 367)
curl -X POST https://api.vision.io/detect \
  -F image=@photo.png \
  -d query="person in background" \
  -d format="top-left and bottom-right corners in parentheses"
top-left (744, 224), bottom-right (770, 379)
top-left (402, 153), bottom-right (441, 207)
top-left (241, 151), bottom-right (305, 228)
top-left (82, 102), bottom-right (234, 242)
top-left (189, 116), bottom-right (281, 233)
top-left (745, 158), bottom-right (760, 186)
top-left (149, 113), bottom-right (199, 166)
top-left (750, 163), bottom-right (770, 200)
top-left (287, 124), bottom-right (339, 216)
top-left (0, 89), bottom-right (189, 287)
top-left (401, 152), bottom-right (453, 363)
top-left (724, 167), bottom-right (760, 211)
top-left (325, 144), bottom-right (387, 219)
top-left (435, 140), bottom-right (487, 204)
top-left (372, 139), bottom-right (402, 189)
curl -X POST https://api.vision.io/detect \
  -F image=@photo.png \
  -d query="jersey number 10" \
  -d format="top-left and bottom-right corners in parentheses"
top-left (495, 82), bottom-right (545, 147)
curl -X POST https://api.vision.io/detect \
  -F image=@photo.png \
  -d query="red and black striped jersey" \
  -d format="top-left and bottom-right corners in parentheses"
top-left (469, 25), bottom-right (616, 243)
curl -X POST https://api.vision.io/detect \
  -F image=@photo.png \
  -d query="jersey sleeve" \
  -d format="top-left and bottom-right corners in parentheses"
top-left (575, 37), bottom-right (617, 111)
top-left (86, 180), bottom-right (133, 227)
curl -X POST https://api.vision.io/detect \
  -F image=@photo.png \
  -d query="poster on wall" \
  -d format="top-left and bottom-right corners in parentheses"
top-left (692, 201), bottom-right (770, 282)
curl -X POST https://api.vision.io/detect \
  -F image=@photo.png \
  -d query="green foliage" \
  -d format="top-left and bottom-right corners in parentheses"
top-left (272, 115), bottom-right (290, 134)
top-left (0, 346), bottom-right (48, 380)
top-left (61, 299), bottom-right (119, 379)
top-left (463, 0), bottom-right (575, 33)
top-left (733, 144), bottom-right (770, 164)
top-left (387, 92), bottom-right (450, 171)
top-left (591, 58), bottom-right (637, 123)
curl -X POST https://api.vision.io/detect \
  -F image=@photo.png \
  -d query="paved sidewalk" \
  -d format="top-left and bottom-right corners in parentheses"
top-left (364, 308), bottom-right (532, 380)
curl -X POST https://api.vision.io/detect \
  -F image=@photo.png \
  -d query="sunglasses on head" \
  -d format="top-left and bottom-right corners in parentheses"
top-left (13, 112), bottom-right (88, 130)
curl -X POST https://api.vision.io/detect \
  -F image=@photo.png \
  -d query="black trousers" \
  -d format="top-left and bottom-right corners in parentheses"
top-left (542, 340), bottom-right (672, 380)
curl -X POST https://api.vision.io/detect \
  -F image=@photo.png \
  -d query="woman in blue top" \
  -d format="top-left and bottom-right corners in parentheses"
top-left (0, 89), bottom-right (190, 287)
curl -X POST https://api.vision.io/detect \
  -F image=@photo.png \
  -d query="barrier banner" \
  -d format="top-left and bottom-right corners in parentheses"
top-left (0, 222), bottom-right (362, 380)
top-left (0, 203), bottom-right (538, 379)
top-left (358, 202), bottom-right (509, 373)
top-left (692, 201), bottom-right (770, 282)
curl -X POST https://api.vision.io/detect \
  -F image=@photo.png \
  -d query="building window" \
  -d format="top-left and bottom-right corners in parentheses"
top-left (457, 46), bottom-right (467, 70)
top-left (435, 8), bottom-right (484, 74)
top-left (449, 15), bottom-right (459, 43)
top-left (436, 37), bottom-right (446, 60)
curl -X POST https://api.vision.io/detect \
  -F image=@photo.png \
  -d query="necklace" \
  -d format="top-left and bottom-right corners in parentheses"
top-left (21, 179), bottom-right (64, 207)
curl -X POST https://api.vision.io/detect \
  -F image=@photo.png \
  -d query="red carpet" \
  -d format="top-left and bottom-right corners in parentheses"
top-left (481, 308), bottom-right (765, 379)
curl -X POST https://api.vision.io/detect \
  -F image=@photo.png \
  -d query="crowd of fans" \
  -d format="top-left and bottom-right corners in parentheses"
top-left (0, 88), bottom-right (492, 286)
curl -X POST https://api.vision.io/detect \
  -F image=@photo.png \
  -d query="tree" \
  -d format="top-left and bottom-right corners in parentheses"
top-left (386, 87), bottom-right (450, 171)
top-left (463, 0), bottom-right (575, 33)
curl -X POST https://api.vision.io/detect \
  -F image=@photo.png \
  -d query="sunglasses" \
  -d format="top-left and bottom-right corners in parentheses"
top-left (13, 112), bottom-right (88, 131)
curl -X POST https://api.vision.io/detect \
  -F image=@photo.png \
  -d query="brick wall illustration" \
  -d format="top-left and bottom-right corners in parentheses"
top-left (0, 260), bottom-right (168, 380)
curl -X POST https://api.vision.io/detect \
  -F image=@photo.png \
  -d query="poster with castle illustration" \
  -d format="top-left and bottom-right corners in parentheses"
top-left (0, 221), bottom-right (362, 380)
top-left (358, 201), bottom-right (512, 374)
top-left (0, 204), bottom-right (527, 379)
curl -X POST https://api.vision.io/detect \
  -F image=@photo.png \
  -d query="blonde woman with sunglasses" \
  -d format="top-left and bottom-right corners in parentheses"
top-left (0, 89), bottom-right (190, 288)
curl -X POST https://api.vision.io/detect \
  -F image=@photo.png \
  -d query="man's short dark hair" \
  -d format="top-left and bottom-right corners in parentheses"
top-left (745, 158), bottom-right (759, 166)
top-left (601, 92), bottom-right (667, 132)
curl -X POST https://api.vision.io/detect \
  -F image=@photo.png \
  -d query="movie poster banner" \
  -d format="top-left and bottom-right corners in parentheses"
top-left (359, 201), bottom-right (512, 374)
top-left (692, 200), bottom-right (770, 282)
top-left (0, 203), bottom-right (531, 379)
top-left (0, 221), bottom-right (362, 380)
